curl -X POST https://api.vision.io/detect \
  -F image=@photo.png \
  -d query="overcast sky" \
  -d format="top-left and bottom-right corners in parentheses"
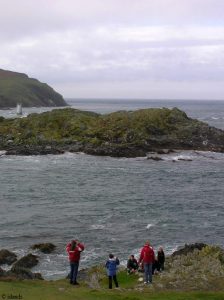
top-left (1, 0), bottom-right (224, 99)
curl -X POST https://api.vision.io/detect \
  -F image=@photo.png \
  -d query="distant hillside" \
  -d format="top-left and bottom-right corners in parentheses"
top-left (0, 69), bottom-right (68, 107)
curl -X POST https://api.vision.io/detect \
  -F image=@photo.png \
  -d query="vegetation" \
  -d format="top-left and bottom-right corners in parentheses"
top-left (0, 69), bottom-right (67, 107)
top-left (1, 280), bottom-right (224, 300)
top-left (0, 107), bottom-right (224, 156)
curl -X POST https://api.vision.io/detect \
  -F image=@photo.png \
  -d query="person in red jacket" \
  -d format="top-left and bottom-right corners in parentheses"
top-left (138, 241), bottom-right (155, 284)
top-left (66, 239), bottom-right (84, 285)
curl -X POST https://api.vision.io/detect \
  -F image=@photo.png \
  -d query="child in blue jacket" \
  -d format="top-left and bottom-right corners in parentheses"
top-left (105, 253), bottom-right (119, 289)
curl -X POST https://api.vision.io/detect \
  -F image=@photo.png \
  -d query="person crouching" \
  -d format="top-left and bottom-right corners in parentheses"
top-left (127, 254), bottom-right (138, 274)
top-left (105, 253), bottom-right (119, 289)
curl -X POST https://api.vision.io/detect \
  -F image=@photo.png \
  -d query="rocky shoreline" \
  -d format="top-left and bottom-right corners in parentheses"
top-left (0, 243), bottom-right (56, 280)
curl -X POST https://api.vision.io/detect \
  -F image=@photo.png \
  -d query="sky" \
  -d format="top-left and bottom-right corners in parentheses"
top-left (1, 0), bottom-right (224, 100)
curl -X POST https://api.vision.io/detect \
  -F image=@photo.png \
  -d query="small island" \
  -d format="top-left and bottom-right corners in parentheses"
top-left (0, 69), bottom-right (68, 108)
top-left (0, 107), bottom-right (224, 156)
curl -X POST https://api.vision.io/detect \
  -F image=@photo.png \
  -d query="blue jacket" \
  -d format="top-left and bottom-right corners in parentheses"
top-left (105, 257), bottom-right (119, 276)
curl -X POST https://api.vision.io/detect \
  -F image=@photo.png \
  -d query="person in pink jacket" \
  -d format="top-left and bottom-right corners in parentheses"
top-left (138, 241), bottom-right (155, 284)
top-left (66, 239), bottom-right (84, 285)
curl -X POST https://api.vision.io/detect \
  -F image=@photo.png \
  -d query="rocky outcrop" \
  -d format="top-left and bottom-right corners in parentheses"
top-left (0, 249), bottom-right (17, 265)
top-left (31, 243), bottom-right (56, 254)
top-left (172, 243), bottom-right (207, 257)
top-left (12, 254), bottom-right (39, 269)
top-left (6, 268), bottom-right (43, 280)
top-left (0, 252), bottom-right (42, 280)
top-left (0, 68), bottom-right (68, 108)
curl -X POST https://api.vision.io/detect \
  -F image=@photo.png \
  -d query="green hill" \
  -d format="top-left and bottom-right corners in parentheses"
top-left (0, 69), bottom-right (68, 107)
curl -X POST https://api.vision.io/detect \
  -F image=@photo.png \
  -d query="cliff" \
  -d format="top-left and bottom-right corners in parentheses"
top-left (0, 69), bottom-right (68, 107)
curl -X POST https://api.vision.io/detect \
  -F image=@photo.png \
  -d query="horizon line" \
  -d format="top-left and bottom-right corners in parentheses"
top-left (65, 97), bottom-right (224, 101)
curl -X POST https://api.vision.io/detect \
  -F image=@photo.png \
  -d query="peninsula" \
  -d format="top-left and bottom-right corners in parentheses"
top-left (0, 69), bottom-right (68, 108)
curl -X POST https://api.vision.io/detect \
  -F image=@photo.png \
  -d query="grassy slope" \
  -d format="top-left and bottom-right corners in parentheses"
top-left (0, 69), bottom-right (67, 107)
top-left (1, 246), bottom-right (224, 300)
top-left (0, 279), bottom-right (224, 300)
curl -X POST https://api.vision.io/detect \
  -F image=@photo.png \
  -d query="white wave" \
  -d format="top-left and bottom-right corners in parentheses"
top-left (90, 224), bottom-right (105, 230)
top-left (146, 223), bottom-right (155, 229)
top-left (81, 248), bottom-right (102, 262)
top-left (195, 150), bottom-right (224, 160)
top-left (171, 155), bottom-right (193, 162)
top-left (0, 264), bottom-right (11, 271)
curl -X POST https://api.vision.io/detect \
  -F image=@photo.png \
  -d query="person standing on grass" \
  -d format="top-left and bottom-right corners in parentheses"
top-left (138, 240), bottom-right (155, 284)
top-left (105, 253), bottom-right (120, 289)
top-left (66, 239), bottom-right (84, 285)
top-left (157, 246), bottom-right (165, 271)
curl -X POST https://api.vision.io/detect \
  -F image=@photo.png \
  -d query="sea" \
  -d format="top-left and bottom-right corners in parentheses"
top-left (0, 99), bottom-right (224, 279)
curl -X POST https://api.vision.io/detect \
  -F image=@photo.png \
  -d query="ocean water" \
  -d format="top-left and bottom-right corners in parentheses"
top-left (0, 99), bottom-right (224, 279)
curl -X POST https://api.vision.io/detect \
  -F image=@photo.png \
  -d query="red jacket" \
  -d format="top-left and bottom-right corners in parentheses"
top-left (139, 244), bottom-right (155, 264)
top-left (66, 242), bottom-right (84, 262)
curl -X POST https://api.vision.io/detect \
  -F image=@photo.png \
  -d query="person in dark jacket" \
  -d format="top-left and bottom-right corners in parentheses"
top-left (105, 253), bottom-right (119, 289)
top-left (66, 239), bottom-right (84, 285)
top-left (157, 247), bottom-right (165, 271)
top-left (127, 255), bottom-right (138, 274)
top-left (138, 241), bottom-right (155, 284)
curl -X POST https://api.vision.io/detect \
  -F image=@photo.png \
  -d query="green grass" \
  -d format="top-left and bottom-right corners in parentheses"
top-left (0, 280), bottom-right (224, 300)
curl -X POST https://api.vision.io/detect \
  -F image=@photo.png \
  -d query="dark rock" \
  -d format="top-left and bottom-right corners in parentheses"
top-left (0, 249), bottom-right (17, 265)
top-left (84, 144), bottom-right (147, 158)
top-left (0, 267), bottom-right (6, 277)
top-left (147, 156), bottom-right (163, 161)
top-left (12, 254), bottom-right (39, 269)
top-left (31, 243), bottom-right (56, 254)
top-left (172, 243), bottom-right (207, 257)
top-left (5, 145), bottom-right (65, 156)
top-left (7, 268), bottom-right (43, 280)
top-left (177, 158), bottom-right (192, 161)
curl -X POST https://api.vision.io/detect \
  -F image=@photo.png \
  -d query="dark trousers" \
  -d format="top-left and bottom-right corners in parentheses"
top-left (70, 261), bottom-right (79, 283)
top-left (144, 263), bottom-right (152, 283)
top-left (108, 275), bottom-right (118, 289)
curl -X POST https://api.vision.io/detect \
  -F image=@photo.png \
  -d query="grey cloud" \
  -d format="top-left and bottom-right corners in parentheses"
top-left (1, 0), bottom-right (224, 99)
top-left (1, 0), bottom-right (224, 41)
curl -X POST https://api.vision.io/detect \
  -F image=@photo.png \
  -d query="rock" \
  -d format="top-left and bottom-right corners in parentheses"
top-left (6, 268), bottom-right (43, 280)
top-left (31, 243), bottom-right (56, 254)
top-left (0, 249), bottom-right (17, 265)
top-left (147, 156), bottom-right (163, 161)
top-left (12, 254), bottom-right (39, 269)
top-left (172, 243), bottom-right (207, 257)
top-left (177, 158), bottom-right (193, 161)
top-left (0, 267), bottom-right (6, 277)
